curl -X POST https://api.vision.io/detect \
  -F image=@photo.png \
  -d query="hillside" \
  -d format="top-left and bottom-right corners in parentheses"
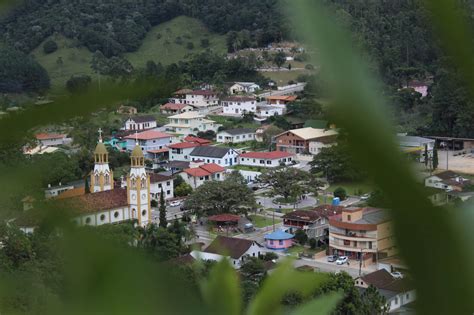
top-left (125, 16), bottom-right (227, 67)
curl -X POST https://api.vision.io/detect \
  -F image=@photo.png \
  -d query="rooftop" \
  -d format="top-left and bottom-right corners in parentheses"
top-left (55, 188), bottom-right (129, 215)
top-left (278, 127), bottom-right (338, 141)
top-left (127, 115), bottom-right (156, 123)
top-left (168, 111), bottom-right (205, 119)
top-left (35, 133), bottom-right (67, 140)
top-left (160, 103), bottom-right (190, 110)
top-left (190, 146), bottom-right (233, 159)
top-left (219, 128), bottom-right (256, 136)
top-left (183, 163), bottom-right (225, 177)
top-left (184, 136), bottom-right (212, 145)
top-left (221, 96), bottom-right (256, 102)
top-left (204, 235), bottom-right (256, 259)
top-left (282, 210), bottom-right (321, 222)
top-left (397, 135), bottom-right (435, 147)
top-left (264, 229), bottom-right (294, 240)
top-left (239, 151), bottom-right (294, 160)
top-left (124, 130), bottom-right (172, 140)
top-left (149, 173), bottom-right (173, 183)
top-left (265, 95), bottom-right (297, 102)
top-left (168, 142), bottom-right (201, 149)
top-left (360, 269), bottom-right (413, 293)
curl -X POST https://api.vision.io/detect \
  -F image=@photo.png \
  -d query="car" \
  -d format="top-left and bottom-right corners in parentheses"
top-left (336, 256), bottom-right (348, 265)
top-left (391, 271), bottom-right (403, 279)
top-left (327, 255), bottom-right (338, 262)
top-left (360, 193), bottom-right (371, 200)
top-left (169, 200), bottom-right (182, 207)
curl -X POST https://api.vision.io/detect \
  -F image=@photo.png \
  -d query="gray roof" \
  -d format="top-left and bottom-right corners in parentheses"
top-left (219, 128), bottom-right (255, 136)
top-left (190, 146), bottom-right (233, 158)
top-left (397, 135), bottom-right (435, 147)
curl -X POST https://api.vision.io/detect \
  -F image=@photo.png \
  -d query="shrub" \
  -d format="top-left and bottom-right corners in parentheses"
top-left (151, 200), bottom-right (158, 207)
top-left (294, 229), bottom-right (308, 245)
top-left (333, 187), bottom-right (347, 200)
top-left (186, 42), bottom-right (194, 50)
top-left (43, 40), bottom-right (58, 54)
top-left (309, 238), bottom-right (317, 249)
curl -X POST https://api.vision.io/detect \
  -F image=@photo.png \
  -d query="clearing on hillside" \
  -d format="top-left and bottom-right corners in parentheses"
top-left (126, 16), bottom-right (227, 68)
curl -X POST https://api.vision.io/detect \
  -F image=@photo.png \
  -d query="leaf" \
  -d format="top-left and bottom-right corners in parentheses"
top-left (200, 259), bottom-right (241, 315)
top-left (246, 259), bottom-right (328, 315)
top-left (290, 292), bottom-right (342, 315)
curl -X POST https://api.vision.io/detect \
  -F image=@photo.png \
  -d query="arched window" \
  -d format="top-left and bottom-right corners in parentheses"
top-left (132, 208), bottom-right (136, 219)
top-left (131, 178), bottom-right (136, 187)
top-left (95, 174), bottom-right (99, 184)
top-left (114, 211), bottom-right (119, 218)
top-left (105, 174), bottom-right (110, 185)
top-left (100, 214), bottom-right (106, 221)
top-left (85, 217), bottom-right (91, 225)
top-left (142, 210), bottom-right (147, 217)
top-left (141, 178), bottom-right (146, 189)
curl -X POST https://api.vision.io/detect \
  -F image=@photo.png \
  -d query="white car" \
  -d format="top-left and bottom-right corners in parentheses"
top-left (169, 200), bottom-right (182, 207)
top-left (336, 256), bottom-right (348, 265)
top-left (391, 271), bottom-right (403, 279)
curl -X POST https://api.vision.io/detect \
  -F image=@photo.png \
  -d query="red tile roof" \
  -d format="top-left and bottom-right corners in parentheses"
top-left (35, 133), bottom-right (67, 140)
top-left (183, 163), bottom-right (224, 177)
top-left (149, 173), bottom-right (173, 183)
top-left (160, 103), bottom-right (189, 110)
top-left (168, 142), bottom-right (201, 149)
top-left (208, 214), bottom-right (240, 222)
top-left (265, 95), bottom-right (297, 101)
top-left (184, 136), bottom-right (212, 145)
top-left (239, 151), bottom-right (294, 159)
top-left (56, 189), bottom-right (128, 214)
top-left (125, 130), bottom-right (172, 140)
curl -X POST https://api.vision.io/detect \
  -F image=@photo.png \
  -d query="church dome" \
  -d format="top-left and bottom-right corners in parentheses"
top-left (94, 142), bottom-right (108, 155)
top-left (131, 144), bottom-right (144, 158)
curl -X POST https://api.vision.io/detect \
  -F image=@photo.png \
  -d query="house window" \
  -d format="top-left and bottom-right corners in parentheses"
top-left (100, 214), bottom-right (106, 221)
top-left (279, 240), bottom-right (283, 245)
top-left (270, 240), bottom-right (274, 245)
top-left (167, 190), bottom-right (171, 195)
top-left (347, 215), bottom-right (351, 221)
top-left (166, 181), bottom-right (170, 186)
top-left (85, 217), bottom-right (91, 224)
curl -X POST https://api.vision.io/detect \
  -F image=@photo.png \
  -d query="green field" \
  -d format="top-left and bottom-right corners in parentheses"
top-left (31, 35), bottom-right (95, 90)
top-left (126, 16), bottom-right (227, 68)
top-left (248, 215), bottom-right (281, 228)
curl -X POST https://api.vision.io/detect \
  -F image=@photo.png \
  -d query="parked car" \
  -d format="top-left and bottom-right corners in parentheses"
top-left (169, 200), bottom-right (182, 207)
top-left (336, 256), bottom-right (348, 265)
top-left (327, 255), bottom-right (338, 262)
top-left (391, 271), bottom-right (403, 279)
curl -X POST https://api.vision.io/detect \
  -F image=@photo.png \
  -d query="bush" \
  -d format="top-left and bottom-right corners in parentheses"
top-left (294, 229), bottom-right (308, 245)
top-left (305, 64), bottom-right (315, 70)
top-left (186, 42), bottom-right (194, 50)
top-left (200, 38), bottom-right (210, 48)
top-left (175, 183), bottom-right (192, 197)
top-left (333, 187), bottom-right (347, 201)
top-left (309, 238), bottom-right (317, 249)
top-left (151, 200), bottom-right (158, 207)
top-left (43, 40), bottom-right (58, 54)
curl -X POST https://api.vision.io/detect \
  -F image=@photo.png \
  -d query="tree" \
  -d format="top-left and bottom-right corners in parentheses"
top-left (196, 130), bottom-right (216, 141)
top-left (333, 187), bottom-right (347, 201)
top-left (138, 224), bottom-right (182, 260)
top-left (258, 167), bottom-right (310, 201)
top-left (159, 188), bottom-right (167, 228)
top-left (43, 40), bottom-right (58, 54)
top-left (367, 190), bottom-right (391, 208)
top-left (66, 75), bottom-right (92, 93)
top-left (361, 285), bottom-right (389, 315)
top-left (200, 38), bottom-right (210, 48)
top-left (185, 171), bottom-right (255, 216)
top-left (261, 252), bottom-right (278, 261)
top-left (273, 51), bottom-right (286, 68)
top-left (294, 229), bottom-right (308, 245)
top-left (262, 125), bottom-right (283, 148)
top-left (175, 183), bottom-right (193, 197)
top-left (186, 42), bottom-right (194, 50)
top-left (273, 116), bottom-right (292, 130)
top-left (432, 146), bottom-right (439, 170)
top-left (240, 257), bottom-right (267, 304)
top-left (309, 238), bottom-right (317, 249)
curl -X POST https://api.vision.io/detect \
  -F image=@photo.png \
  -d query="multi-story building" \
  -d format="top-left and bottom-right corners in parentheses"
top-left (164, 111), bottom-right (220, 136)
top-left (35, 133), bottom-right (72, 147)
top-left (328, 207), bottom-right (396, 262)
top-left (168, 142), bottom-right (202, 161)
top-left (275, 127), bottom-right (338, 154)
top-left (221, 96), bottom-right (256, 116)
top-left (124, 130), bottom-right (174, 158)
top-left (216, 128), bottom-right (256, 144)
top-left (189, 146), bottom-right (239, 167)
top-left (169, 89), bottom-right (219, 112)
top-left (238, 151), bottom-right (294, 168)
top-left (179, 162), bottom-right (226, 189)
top-left (149, 173), bottom-right (174, 200)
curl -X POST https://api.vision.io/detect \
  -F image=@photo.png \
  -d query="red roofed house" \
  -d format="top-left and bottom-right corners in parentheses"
top-left (35, 133), bottom-right (71, 147)
top-left (265, 95), bottom-right (297, 105)
top-left (168, 142), bottom-right (201, 162)
top-left (238, 151), bottom-right (295, 168)
top-left (160, 103), bottom-right (194, 115)
top-left (124, 130), bottom-right (175, 159)
top-left (184, 136), bottom-right (212, 146)
top-left (179, 161), bottom-right (226, 189)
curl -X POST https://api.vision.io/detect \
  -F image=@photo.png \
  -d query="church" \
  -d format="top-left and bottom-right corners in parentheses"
top-left (17, 134), bottom-right (153, 232)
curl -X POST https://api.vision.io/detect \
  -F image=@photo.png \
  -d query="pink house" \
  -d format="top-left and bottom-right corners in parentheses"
top-left (405, 80), bottom-right (429, 98)
top-left (264, 230), bottom-right (294, 250)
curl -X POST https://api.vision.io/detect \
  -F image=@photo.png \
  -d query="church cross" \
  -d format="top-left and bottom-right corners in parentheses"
top-left (98, 128), bottom-right (103, 142)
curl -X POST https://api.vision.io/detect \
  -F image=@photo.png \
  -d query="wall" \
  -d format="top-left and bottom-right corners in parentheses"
top-left (266, 239), bottom-right (292, 249)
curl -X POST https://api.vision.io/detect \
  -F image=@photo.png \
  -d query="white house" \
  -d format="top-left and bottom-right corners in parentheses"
top-left (44, 180), bottom-right (84, 199)
top-left (179, 162), bottom-right (226, 189)
top-left (189, 146), bottom-right (239, 167)
top-left (164, 111), bottom-right (221, 136)
top-left (170, 90), bottom-right (219, 112)
top-left (168, 142), bottom-right (203, 161)
top-left (35, 133), bottom-right (72, 147)
top-left (425, 171), bottom-right (471, 192)
top-left (238, 151), bottom-right (295, 168)
top-left (196, 235), bottom-right (264, 269)
top-left (123, 115), bottom-right (157, 131)
top-left (256, 105), bottom-right (285, 118)
top-left (355, 269), bottom-right (415, 313)
top-left (124, 130), bottom-right (174, 158)
top-left (221, 96), bottom-right (257, 116)
top-left (229, 82), bottom-right (260, 94)
top-left (216, 128), bottom-right (256, 144)
top-left (149, 173), bottom-right (174, 200)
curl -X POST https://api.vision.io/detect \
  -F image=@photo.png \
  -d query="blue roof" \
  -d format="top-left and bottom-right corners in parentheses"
top-left (264, 230), bottom-right (294, 240)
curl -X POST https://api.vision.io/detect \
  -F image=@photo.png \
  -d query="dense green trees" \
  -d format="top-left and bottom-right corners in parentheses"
top-left (0, 46), bottom-right (50, 93)
top-left (258, 167), bottom-right (310, 201)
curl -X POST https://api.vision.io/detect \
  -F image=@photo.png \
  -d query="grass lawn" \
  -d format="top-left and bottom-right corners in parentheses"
top-left (327, 181), bottom-right (373, 196)
top-left (261, 69), bottom-right (312, 86)
top-left (126, 16), bottom-right (227, 68)
top-left (248, 215), bottom-right (281, 228)
top-left (31, 35), bottom-right (96, 89)
top-left (316, 195), bottom-right (333, 205)
top-left (230, 165), bottom-right (265, 172)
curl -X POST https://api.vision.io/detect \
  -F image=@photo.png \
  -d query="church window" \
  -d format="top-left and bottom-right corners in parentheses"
top-left (141, 179), bottom-right (146, 189)
top-left (85, 217), bottom-right (91, 224)
top-left (95, 175), bottom-right (99, 184)
top-left (132, 209), bottom-right (136, 218)
top-left (142, 210), bottom-right (147, 217)
top-left (105, 174), bottom-right (110, 185)
top-left (100, 214), bottom-right (106, 221)
top-left (131, 178), bottom-right (136, 187)
top-left (114, 211), bottom-right (119, 218)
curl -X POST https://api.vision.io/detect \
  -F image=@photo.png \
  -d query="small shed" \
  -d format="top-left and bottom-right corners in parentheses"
top-left (264, 230), bottom-right (294, 250)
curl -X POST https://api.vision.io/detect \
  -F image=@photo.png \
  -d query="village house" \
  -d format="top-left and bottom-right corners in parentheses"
top-left (124, 130), bottom-right (174, 159)
top-left (328, 207), bottom-right (396, 263)
top-left (168, 142), bottom-right (202, 161)
top-left (179, 162), bottom-right (226, 189)
top-left (403, 80), bottom-right (429, 97)
top-left (216, 128), bottom-right (256, 144)
top-left (238, 151), bottom-right (295, 168)
top-left (397, 135), bottom-right (435, 162)
top-left (149, 173), bottom-right (174, 200)
top-left (256, 105), bottom-right (285, 118)
top-left (35, 133), bottom-right (72, 147)
top-left (44, 180), bottom-right (85, 199)
top-left (189, 146), bottom-right (239, 167)
top-left (275, 127), bottom-right (338, 154)
top-left (282, 205), bottom-right (344, 241)
top-left (425, 171), bottom-right (471, 192)
top-left (221, 96), bottom-right (257, 116)
top-left (184, 135), bottom-right (212, 146)
top-left (255, 125), bottom-right (272, 142)
top-left (169, 89), bottom-right (219, 112)
top-left (164, 111), bottom-right (221, 136)
top-left (228, 82), bottom-right (260, 94)
top-left (265, 95), bottom-right (297, 105)
top-left (192, 235), bottom-right (264, 268)
top-left (355, 269), bottom-right (416, 313)
top-left (123, 115), bottom-right (157, 131)
top-left (160, 103), bottom-right (194, 115)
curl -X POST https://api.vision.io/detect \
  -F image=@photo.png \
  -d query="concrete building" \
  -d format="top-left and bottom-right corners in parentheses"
top-left (189, 146), bottom-right (239, 167)
top-left (123, 116), bottom-right (157, 131)
top-left (160, 103), bottom-right (194, 115)
top-left (35, 133), bottom-right (72, 147)
top-left (425, 170), bottom-right (471, 192)
top-left (179, 162), bottom-right (226, 189)
top-left (228, 82), bottom-right (260, 94)
top-left (164, 111), bottom-right (220, 136)
top-left (238, 151), bottom-right (295, 168)
top-left (397, 135), bottom-right (435, 162)
top-left (221, 96), bottom-right (256, 116)
top-left (216, 128), bottom-right (256, 144)
top-left (149, 173), bottom-right (174, 200)
top-left (124, 130), bottom-right (174, 158)
top-left (169, 90), bottom-right (219, 112)
top-left (275, 127), bottom-right (338, 154)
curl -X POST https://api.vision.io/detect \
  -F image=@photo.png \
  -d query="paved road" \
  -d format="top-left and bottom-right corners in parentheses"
top-left (255, 194), bottom-right (317, 210)
top-left (258, 83), bottom-right (306, 97)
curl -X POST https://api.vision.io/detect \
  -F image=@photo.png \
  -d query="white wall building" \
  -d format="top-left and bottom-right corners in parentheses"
top-left (35, 133), bottom-right (72, 147)
top-left (164, 111), bottom-right (221, 136)
top-left (221, 96), bottom-right (257, 116)
top-left (124, 130), bottom-right (174, 158)
top-left (189, 146), bottom-right (239, 167)
top-left (238, 151), bottom-right (295, 168)
top-left (216, 128), bottom-right (256, 144)
top-left (179, 162), bottom-right (226, 189)
top-left (168, 142), bottom-right (203, 161)
top-left (149, 174), bottom-right (174, 200)
top-left (123, 116), bottom-right (157, 131)
top-left (229, 82), bottom-right (260, 94)
top-left (256, 105), bottom-right (285, 118)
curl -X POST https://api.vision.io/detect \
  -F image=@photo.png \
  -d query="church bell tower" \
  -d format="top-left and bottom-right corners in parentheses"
top-left (91, 128), bottom-right (113, 192)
